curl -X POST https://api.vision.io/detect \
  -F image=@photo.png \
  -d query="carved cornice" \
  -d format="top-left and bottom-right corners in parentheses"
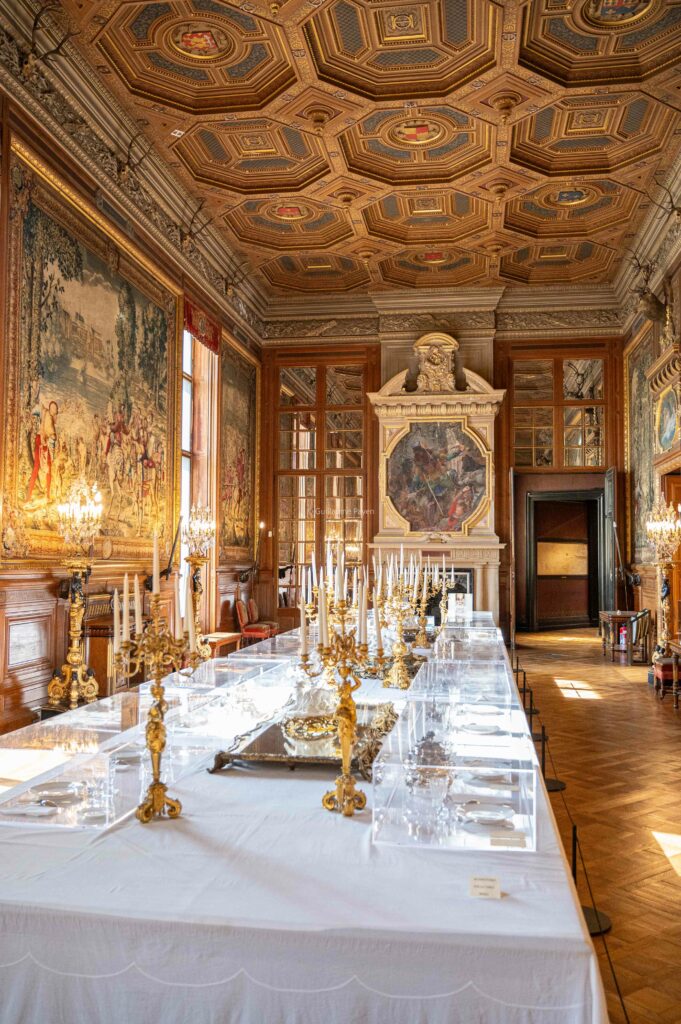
top-left (496, 307), bottom-right (623, 334)
top-left (369, 396), bottom-right (506, 419)
top-left (645, 343), bottom-right (681, 398)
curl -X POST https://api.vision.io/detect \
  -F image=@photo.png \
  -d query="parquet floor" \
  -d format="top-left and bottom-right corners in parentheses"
top-left (516, 630), bottom-right (681, 1024)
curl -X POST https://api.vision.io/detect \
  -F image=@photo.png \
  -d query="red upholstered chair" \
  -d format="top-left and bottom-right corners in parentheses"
top-left (248, 598), bottom-right (278, 637)
top-left (235, 599), bottom-right (272, 645)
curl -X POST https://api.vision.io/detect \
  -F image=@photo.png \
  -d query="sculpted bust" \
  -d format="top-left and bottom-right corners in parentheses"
top-left (414, 334), bottom-right (457, 393)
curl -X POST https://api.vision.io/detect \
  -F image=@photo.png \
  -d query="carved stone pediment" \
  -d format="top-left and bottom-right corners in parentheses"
top-left (413, 332), bottom-right (458, 393)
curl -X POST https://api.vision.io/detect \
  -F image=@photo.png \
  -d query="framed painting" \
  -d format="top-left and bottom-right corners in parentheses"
top-left (656, 387), bottom-right (678, 453)
top-left (1, 142), bottom-right (181, 563)
top-left (385, 419), bottom-right (489, 535)
top-left (624, 327), bottom-right (655, 564)
top-left (218, 334), bottom-right (260, 561)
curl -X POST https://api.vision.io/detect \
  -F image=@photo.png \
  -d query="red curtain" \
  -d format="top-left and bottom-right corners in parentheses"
top-left (184, 299), bottom-right (220, 353)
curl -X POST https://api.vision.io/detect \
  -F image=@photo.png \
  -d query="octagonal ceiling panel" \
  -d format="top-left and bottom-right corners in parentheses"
top-left (173, 119), bottom-right (329, 193)
top-left (60, 0), bottom-right (681, 296)
top-left (261, 253), bottom-right (371, 291)
top-left (363, 189), bottom-right (490, 244)
top-left (304, 0), bottom-right (499, 100)
top-left (519, 0), bottom-right (681, 86)
top-left (95, 0), bottom-right (296, 114)
top-left (511, 93), bottom-right (676, 176)
top-left (504, 179), bottom-right (639, 238)
top-left (499, 240), bottom-right (614, 283)
top-left (341, 106), bottom-right (493, 185)
top-left (379, 247), bottom-right (488, 287)
top-left (225, 198), bottom-right (352, 249)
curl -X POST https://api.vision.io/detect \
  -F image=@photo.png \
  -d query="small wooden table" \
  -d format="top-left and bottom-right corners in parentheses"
top-left (599, 610), bottom-right (638, 664)
top-left (204, 632), bottom-right (242, 658)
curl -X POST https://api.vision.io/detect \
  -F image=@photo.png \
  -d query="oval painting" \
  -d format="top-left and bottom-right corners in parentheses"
top-left (387, 421), bottom-right (487, 533)
top-left (658, 389), bottom-right (678, 452)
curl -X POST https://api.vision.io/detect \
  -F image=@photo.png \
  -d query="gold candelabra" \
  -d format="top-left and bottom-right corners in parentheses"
top-left (383, 577), bottom-right (411, 690)
top-left (319, 598), bottom-right (367, 817)
top-left (413, 572), bottom-right (432, 647)
top-left (48, 481), bottom-right (103, 710)
top-left (646, 492), bottom-right (681, 660)
top-left (116, 593), bottom-right (189, 822)
top-left (183, 505), bottom-right (215, 670)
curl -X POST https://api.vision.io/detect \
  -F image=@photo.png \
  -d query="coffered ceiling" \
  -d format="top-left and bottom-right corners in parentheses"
top-left (61, 0), bottom-right (681, 296)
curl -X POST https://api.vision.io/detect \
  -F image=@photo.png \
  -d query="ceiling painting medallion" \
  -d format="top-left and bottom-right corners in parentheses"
top-left (270, 204), bottom-right (310, 220)
top-left (169, 22), bottom-right (233, 60)
top-left (582, 0), bottom-right (654, 25)
top-left (417, 250), bottom-right (449, 264)
top-left (389, 119), bottom-right (445, 147)
top-left (547, 188), bottom-right (594, 207)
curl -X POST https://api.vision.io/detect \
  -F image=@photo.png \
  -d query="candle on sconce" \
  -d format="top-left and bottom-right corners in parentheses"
top-left (374, 590), bottom-right (383, 651)
top-left (113, 589), bottom-right (121, 655)
top-left (122, 573), bottom-right (130, 643)
top-left (133, 574), bottom-right (142, 636)
top-left (152, 533), bottom-right (160, 595)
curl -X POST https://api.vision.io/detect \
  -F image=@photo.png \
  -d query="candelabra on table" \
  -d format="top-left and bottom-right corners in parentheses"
top-left (48, 481), bottom-right (103, 710)
top-left (183, 505), bottom-right (215, 669)
top-left (318, 596), bottom-right (367, 817)
top-left (382, 575), bottom-right (412, 690)
top-left (646, 493), bottom-right (681, 660)
top-left (413, 569), bottom-right (433, 648)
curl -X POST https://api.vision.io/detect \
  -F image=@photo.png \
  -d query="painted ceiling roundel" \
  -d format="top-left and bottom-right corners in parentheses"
top-left (60, 0), bottom-right (681, 295)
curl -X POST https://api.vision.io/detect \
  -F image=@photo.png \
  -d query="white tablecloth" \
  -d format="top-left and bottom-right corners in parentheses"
top-left (0, 754), bottom-right (607, 1024)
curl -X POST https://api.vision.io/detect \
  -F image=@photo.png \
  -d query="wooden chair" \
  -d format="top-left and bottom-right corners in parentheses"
top-left (627, 609), bottom-right (651, 665)
top-left (235, 599), bottom-right (273, 646)
top-left (247, 598), bottom-right (278, 637)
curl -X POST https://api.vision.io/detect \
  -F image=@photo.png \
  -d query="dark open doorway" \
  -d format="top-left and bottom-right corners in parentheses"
top-left (526, 490), bottom-right (605, 631)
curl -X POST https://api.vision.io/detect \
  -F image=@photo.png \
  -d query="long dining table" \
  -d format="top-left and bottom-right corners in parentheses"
top-left (0, 631), bottom-right (608, 1024)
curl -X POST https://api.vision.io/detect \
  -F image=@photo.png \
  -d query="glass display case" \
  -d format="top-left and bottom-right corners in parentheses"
top-left (372, 711), bottom-right (537, 853)
top-left (410, 659), bottom-right (516, 706)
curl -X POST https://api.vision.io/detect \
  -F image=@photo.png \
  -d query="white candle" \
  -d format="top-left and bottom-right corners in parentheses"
top-left (318, 571), bottom-right (329, 647)
top-left (412, 567), bottom-right (419, 603)
top-left (361, 582), bottom-right (368, 646)
top-left (442, 554), bottom-right (446, 577)
top-left (352, 567), bottom-right (358, 605)
top-left (400, 544), bottom-right (404, 576)
top-left (311, 551), bottom-right (317, 588)
top-left (152, 533), bottom-right (160, 595)
top-left (122, 573), bottom-right (130, 643)
top-left (174, 574), bottom-right (183, 640)
top-left (300, 594), bottom-right (308, 656)
top-left (326, 540), bottom-right (333, 582)
top-left (185, 571), bottom-right (196, 652)
top-left (374, 590), bottom-right (383, 651)
top-left (433, 564), bottom-right (439, 586)
top-left (133, 574), bottom-right (142, 635)
top-left (113, 589), bottom-right (120, 655)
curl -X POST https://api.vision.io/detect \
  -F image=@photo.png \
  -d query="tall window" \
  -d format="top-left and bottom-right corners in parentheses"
top-left (179, 328), bottom-right (218, 622)
top-left (276, 362), bottom-right (366, 606)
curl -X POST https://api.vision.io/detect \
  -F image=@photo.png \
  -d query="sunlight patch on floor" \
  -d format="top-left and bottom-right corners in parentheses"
top-left (553, 678), bottom-right (601, 700)
top-left (652, 831), bottom-right (681, 877)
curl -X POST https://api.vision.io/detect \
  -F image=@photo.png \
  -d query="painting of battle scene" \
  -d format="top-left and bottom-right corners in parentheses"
top-left (626, 330), bottom-right (655, 564)
top-left (219, 338), bottom-right (258, 557)
top-left (387, 421), bottom-right (487, 534)
top-left (4, 161), bottom-right (176, 547)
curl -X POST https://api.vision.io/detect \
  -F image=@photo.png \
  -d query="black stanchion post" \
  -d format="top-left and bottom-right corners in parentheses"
top-left (541, 725), bottom-right (566, 793)
top-left (571, 824), bottom-right (612, 937)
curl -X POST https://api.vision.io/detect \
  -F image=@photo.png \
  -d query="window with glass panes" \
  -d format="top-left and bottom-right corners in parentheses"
top-left (276, 362), bottom-right (365, 606)
top-left (511, 356), bottom-right (605, 470)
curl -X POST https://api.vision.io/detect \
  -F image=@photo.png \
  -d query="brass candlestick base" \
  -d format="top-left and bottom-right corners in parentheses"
top-left (413, 611), bottom-right (430, 648)
top-left (116, 593), bottom-right (189, 823)
top-left (322, 771), bottom-right (367, 817)
top-left (48, 560), bottom-right (99, 710)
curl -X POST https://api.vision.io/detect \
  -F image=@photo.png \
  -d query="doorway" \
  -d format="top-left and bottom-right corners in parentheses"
top-left (526, 491), bottom-right (605, 631)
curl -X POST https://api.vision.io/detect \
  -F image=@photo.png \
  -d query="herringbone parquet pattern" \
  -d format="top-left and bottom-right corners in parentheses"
top-left (517, 630), bottom-right (681, 1024)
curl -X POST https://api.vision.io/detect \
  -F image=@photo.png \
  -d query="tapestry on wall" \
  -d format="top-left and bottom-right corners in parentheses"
top-left (387, 421), bottom-right (487, 534)
top-left (219, 337), bottom-right (258, 558)
top-left (2, 153), bottom-right (178, 557)
top-left (626, 330), bottom-right (655, 564)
